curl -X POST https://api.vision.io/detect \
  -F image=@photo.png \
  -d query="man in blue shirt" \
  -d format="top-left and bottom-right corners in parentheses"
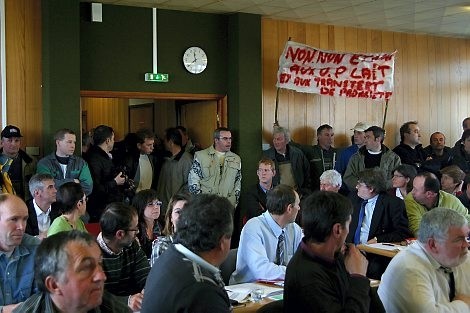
top-left (230, 184), bottom-right (303, 284)
top-left (0, 194), bottom-right (40, 313)
top-left (335, 122), bottom-right (370, 176)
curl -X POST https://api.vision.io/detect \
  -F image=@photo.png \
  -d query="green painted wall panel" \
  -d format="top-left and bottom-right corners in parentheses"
top-left (80, 6), bottom-right (228, 93)
top-left (42, 0), bottom-right (81, 154)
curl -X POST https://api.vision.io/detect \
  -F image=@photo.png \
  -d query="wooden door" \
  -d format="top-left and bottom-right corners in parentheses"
top-left (129, 104), bottom-right (154, 133)
top-left (180, 100), bottom-right (218, 149)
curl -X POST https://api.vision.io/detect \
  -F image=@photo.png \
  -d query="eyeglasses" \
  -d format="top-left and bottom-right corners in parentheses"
top-left (147, 200), bottom-right (162, 207)
top-left (125, 228), bottom-right (139, 234)
top-left (218, 137), bottom-right (232, 141)
top-left (79, 197), bottom-right (88, 203)
top-left (393, 174), bottom-right (405, 178)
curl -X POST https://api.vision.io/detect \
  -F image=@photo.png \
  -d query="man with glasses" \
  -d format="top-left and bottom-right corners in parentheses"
top-left (230, 184), bottom-right (303, 284)
top-left (97, 202), bottom-right (150, 312)
top-left (379, 208), bottom-right (470, 312)
top-left (188, 127), bottom-right (241, 207)
top-left (347, 168), bottom-right (410, 279)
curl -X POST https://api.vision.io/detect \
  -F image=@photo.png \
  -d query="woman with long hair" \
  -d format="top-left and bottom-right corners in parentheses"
top-left (150, 193), bottom-right (189, 266)
top-left (132, 189), bottom-right (162, 258)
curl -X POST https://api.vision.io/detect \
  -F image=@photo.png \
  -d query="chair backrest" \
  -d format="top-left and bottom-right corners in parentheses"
top-left (85, 223), bottom-right (101, 237)
top-left (220, 248), bottom-right (237, 285)
top-left (257, 300), bottom-right (284, 313)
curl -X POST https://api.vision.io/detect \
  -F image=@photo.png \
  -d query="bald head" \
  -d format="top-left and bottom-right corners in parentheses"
top-left (0, 194), bottom-right (29, 251)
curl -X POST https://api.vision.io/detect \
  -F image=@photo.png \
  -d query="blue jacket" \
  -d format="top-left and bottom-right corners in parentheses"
top-left (0, 234), bottom-right (40, 306)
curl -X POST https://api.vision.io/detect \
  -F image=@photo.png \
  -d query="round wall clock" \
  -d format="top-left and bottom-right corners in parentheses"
top-left (183, 46), bottom-right (208, 74)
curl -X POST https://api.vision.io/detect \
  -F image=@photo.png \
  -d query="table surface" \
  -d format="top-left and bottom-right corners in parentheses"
top-left (357, 243), bottom-right (403, 258)
top-left (233, 298), bottom-right (273, 313)
top-left (230, 282), bottom-right (282, 313)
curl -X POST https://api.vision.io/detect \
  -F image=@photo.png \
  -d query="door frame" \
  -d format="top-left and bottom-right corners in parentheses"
top-left (80, 90), bottom-right (228, 128)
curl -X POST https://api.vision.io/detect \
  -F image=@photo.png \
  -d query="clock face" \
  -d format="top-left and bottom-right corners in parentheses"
top-left (183, 47), bottom-right (208, 74)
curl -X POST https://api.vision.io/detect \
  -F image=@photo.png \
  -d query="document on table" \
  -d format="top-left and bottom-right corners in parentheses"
top-left (225, 282), bottom-right (284, 303)
top-left (366, 243), bottom-right (406, 251)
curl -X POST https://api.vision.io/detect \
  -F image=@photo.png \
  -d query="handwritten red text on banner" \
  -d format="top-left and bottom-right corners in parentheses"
top-left (276, 41), bottom-right (395, 100)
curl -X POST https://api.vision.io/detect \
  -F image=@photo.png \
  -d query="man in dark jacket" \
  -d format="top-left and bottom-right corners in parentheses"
top-left (347, 168), bottom-right (411, 279)
top-left (263, 126), bottom-right (310, 194)
top-left (25, 173), bottom-right (58, 238)
top-left (284, 191), bottom-right (376, 313)
top-left (141, 194), bottom-right (233, 313)
top-left (85, 125), bottom-right (126, 222)
top-left (0, 125), bottom-right (36, 200)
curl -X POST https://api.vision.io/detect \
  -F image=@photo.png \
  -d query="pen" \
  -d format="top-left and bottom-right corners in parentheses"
top-left (381, 243), bottom-right (395, 247)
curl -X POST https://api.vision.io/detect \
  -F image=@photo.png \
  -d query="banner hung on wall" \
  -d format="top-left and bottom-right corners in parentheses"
top-left (276, 41), bottom-right (395, 100)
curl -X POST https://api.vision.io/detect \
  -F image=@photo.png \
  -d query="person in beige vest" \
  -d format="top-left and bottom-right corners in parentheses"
top-left (188, 127), bottom-right (241, 207)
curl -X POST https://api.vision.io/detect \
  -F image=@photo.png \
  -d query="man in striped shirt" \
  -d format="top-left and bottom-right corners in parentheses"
top-left (97, 202), bottom-right (150, 312)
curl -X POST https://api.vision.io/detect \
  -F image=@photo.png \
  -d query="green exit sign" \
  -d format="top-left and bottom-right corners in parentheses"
top-left (145, 73), bottom-right (169, 82)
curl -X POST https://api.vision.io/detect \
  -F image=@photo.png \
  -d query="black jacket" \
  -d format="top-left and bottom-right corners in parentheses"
top-left (85, 145), bottom-right (125, 221)
top-left (25, 199), bottom-right (60, 236)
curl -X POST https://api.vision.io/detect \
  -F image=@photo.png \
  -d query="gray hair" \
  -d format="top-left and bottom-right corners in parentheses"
top-left (273, 126), bottom-right (290, 143)
top-left (175, 194), bottom-right (233, 253)
top-left (29, 173), bottom-right (54, 196)
top-left (319, 170), bottom-right (342, 188)
top-left (418, 207), bottom-right (467, 244)
top-left (35, 230), bottom-right (96, 292)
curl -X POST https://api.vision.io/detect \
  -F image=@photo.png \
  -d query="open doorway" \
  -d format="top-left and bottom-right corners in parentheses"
top-left (80, 91), bottom-right (227, 146)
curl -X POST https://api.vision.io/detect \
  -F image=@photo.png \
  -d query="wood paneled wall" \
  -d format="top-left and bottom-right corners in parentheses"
top-left (5, 0), bottom-right (42, 149)
top-left (262, 19), bottom-right (470, 148)
top-left (81, 97), bottom-right (129, 141)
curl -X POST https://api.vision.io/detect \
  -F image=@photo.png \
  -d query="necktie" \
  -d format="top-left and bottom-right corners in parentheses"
top-left (275, 230), bottom-right (285, 265)
top-left (441, 267), bottom-right (455, 301)
top-left (354, 200), bottom-right (367, 245)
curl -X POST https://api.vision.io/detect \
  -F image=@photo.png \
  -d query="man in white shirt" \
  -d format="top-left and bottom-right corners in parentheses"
top-left (25, 173), bottom-right (58, 239)
top-left (230, 184), bottom-right (303, 284)
top-left (378, 208), bottom-right (470, 312)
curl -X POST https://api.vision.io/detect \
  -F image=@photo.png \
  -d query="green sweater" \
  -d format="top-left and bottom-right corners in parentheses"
top-left (47, 216), bottom-right (86, 237)
top-left (405, 190), bottom-right (470, 236)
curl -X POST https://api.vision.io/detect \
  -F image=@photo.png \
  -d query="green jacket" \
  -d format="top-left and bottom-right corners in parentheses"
top-left (405, 190), bottom-right (470, 236)
top-left (37, 152), bottom-right (93, 195)
top-left (343, 145), bottom-right (401, 191)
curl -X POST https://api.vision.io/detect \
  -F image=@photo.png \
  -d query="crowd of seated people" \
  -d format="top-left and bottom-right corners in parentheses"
top-left (2, 117), bottom-right (470, 312)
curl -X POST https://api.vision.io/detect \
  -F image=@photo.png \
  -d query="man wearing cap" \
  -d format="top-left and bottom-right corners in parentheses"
top-left (335, 122), bottom-right (370, 176)
top-left (1, 125), bottom-right (36, 200)
top-left (344, 126), bottom-right (401, 191)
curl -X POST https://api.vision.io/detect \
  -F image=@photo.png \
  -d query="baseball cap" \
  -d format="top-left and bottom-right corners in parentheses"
top-left (1, 125), bottom-right (23, 138)
top-left (351, 122), bottom-right (371, 132)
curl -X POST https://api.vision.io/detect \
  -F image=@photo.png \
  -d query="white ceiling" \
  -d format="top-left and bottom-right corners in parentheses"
top-left (84, 0), bottom-right (470, 38)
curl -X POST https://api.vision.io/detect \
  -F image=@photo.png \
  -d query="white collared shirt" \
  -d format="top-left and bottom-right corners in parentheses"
top-left (33, 199), bottom-right (51, 233)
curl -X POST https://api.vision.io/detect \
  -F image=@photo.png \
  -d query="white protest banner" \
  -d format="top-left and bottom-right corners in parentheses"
top-left (276, 41), bottom-right (395, 100)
